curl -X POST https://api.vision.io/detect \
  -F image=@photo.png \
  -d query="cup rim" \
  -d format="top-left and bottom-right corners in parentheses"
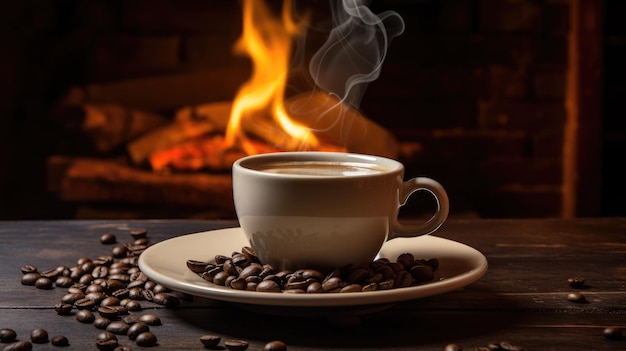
top-left (233, 151), bottom-right (403, 178)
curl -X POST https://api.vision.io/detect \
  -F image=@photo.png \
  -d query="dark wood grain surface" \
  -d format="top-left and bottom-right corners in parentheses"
top-left (1, 218), bottom-right (625, 350)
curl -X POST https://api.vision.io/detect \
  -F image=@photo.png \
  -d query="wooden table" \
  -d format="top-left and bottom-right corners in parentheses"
top-left (1, 218), bottom-right (625, 350)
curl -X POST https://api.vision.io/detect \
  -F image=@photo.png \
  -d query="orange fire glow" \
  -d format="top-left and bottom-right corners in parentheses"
top-left (225, 0), bottom-right (319, 155)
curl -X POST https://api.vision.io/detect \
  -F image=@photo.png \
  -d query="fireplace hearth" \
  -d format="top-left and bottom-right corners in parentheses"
top-left (1, 0), bottom-right (618, 220)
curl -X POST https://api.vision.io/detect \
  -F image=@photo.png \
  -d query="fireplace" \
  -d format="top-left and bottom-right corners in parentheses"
top-left (0, 0), bottom-right (618, 220)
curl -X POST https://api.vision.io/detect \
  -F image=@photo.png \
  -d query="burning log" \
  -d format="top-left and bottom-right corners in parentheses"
top-left (127, 119), bottom-right (217, 167)
top-left (127, 91), bottom-right (398, 172)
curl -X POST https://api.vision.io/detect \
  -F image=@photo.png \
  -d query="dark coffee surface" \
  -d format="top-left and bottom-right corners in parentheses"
top-left (252, 161), bottom-right (389, 176)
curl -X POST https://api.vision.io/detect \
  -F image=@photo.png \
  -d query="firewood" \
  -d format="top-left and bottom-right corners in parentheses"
top-left (126, 119), bottom-right (217, 166)
top-left (47, 155), bottom-right (234, 210)
top-left (174, 91), bottom-right (398, 158)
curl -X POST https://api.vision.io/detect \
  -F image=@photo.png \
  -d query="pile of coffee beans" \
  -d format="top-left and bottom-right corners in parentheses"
top-left (13, 228), bottom-right (289, 351)
top-left (187, 248), bottom-right (439, 293)
top-left (16, 228), bottom-right (179, 350)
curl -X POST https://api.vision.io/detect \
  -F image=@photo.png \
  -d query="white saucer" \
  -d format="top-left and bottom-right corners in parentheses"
top-left (139, 227), bottom-right (487, 309)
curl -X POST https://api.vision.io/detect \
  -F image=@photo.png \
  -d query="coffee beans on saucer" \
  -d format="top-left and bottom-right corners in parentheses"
top-left (187, 246), bottom-right (439, 293)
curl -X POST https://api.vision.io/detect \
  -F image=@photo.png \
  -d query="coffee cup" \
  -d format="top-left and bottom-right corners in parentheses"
top-left (232, 151), bottom-right (449, 272)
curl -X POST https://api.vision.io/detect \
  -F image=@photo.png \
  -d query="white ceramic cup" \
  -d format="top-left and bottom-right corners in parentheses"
top-left (232, 151), bottom-right (449, 271)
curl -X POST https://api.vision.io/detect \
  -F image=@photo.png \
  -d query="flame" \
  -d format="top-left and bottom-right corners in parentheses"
top-left (225, 0), bottom-right (319, 154)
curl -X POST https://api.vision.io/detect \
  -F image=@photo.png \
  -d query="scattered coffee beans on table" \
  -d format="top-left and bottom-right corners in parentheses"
top-left (50, 335), bottom-right (70, 347)
top-left (29, 328), bottom-right (48, 344)
top-left (263, 340), bottom-right (288, 351)
top-left (567, 276), bottom-right (586, 288)
top-left (603, 326), bottom-right (624, 340)
top-left (187, 247), bottom-right (439, 293)
top-left (200, 334), bottom-right (221, 348)
top-left (0, 329), bottom-right (17, 343)
top-left (566, 292), bottom-right (587, 303)
top-left (1, 340), bottom-right (33, 351)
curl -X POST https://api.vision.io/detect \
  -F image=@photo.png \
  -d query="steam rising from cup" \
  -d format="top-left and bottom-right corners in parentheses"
top-left (309, 0), bottom-right (405, 107)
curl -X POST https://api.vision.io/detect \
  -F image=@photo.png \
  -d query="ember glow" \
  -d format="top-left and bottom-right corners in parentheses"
top-left (225, 0), bottom-right (321, 154)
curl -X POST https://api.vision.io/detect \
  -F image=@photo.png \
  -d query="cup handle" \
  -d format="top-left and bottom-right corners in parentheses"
top-left (389, 177), bottom-right (450, 240)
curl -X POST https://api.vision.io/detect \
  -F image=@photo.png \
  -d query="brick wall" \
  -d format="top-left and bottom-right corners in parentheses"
top-left (0, 0), bottom-right (581, 219)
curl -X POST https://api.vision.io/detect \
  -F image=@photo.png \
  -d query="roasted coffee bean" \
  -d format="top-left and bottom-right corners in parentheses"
top-left (213, 271), bottom-right (230, 286)
top-left (68, 283), bottom-right (87, 293)
top-left (394, 271), bottom-right (413, 288)
top-left (100, 233), bottom-right (117, 244)
top-left (135, 332), bottom-right (157, 347)
top-left (444, 343), bottom-right (463, 351)
top-left (62, 292), bottom-right (85, 304)
top-left (186, 260), bottom-right (212, 273)
top-left (107, 279), bottom-right (127, 293)
top-left (362, 282), bottom-right (378, 292)
top-left (96, 339), bottom-right (119, 351)
top-left (2, 340), bottom-right (32, 351)
top-left (129, 228), bottom-right (147, 239)
top-left (91, 266), bottom-right (109, 279)
top-left (55, 276), bottom-right (74, 288)
top-left (50, 335), bottom-right (69, 347)
top-left (128, 288), bottom-right (143, 300)
top-left (98, 306), bottom-right (120, 319)
top-left (322, 277), bottom-right (342, 291)
top-left (138, 313), bottom-right (162, 326)
top-left (568, 276), bottom-right (586, 288)
top-left (54, 303), bottom-right (73, 315)
top-left (567, 292), bottom-right (587, 303)
top-left (76, 309), bottom-right (96, 323)
top-left (603, 326), bottom-right (624, 340)
top-left (20, 264), bottom-right (38, 274)
top-left (134, 237), bottom-right (150, 245)
top-left (94, 317), bottom-right (112, 329)
top-left (306, 282), bottom-right (324, 293)
top-left (21, 272), bottom-right (41, 286)
top-left (29, 328), bottom-right (48, 344)
top-left (40, 268), bottom-right (59, 279)
top-left (410, 264), bottom-right (435, 282)
top-left (141, 289), bottom-right (154, 301)
top-left (346, 268), bottom-right (369, 283)
top-left (397, 252), bottom-right (415, 267)
top-left (121, 315), bottom-right (140, 325)
top-left (224, 339), bottom-right (249, 351)
top-left (85, 292), bottom-right (107, 304)
top-left (113, 347), bottom-right (133, 351)
top-left (106, 321), bottom-right (131, 335)
top-left (340, 284), bottom-right (362, 293)
top-left (263, 340), bottom-right (287, 351)
top-left (124, 300), bottom-right (142, 311)
top-left (0, 328), bottom-right (17, 343)
top-left (153, 293), bottom-right (180, 307)
top-left (200, 335), bottom-right (221, 348)
top-left (232, 253), bottom-right (251, 267)
top-left (378, 279), bottom-right (395, 290)
top-left (127, 322), bottom-right (150, 341)
top-left (499, 341), bottom-right (525, 351)
top-left (100, 296), bottom-right (120, 307)
top-left (239, 264), bottom-right (262, 279)
top-left (256, 280), bottom-right (281, 292)
top-left (111, 288), bottom-right (130, 300)
top-left (111, 245), bottom-right (128, 258)
top-left (78, 273), bottom-right (94, 285)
